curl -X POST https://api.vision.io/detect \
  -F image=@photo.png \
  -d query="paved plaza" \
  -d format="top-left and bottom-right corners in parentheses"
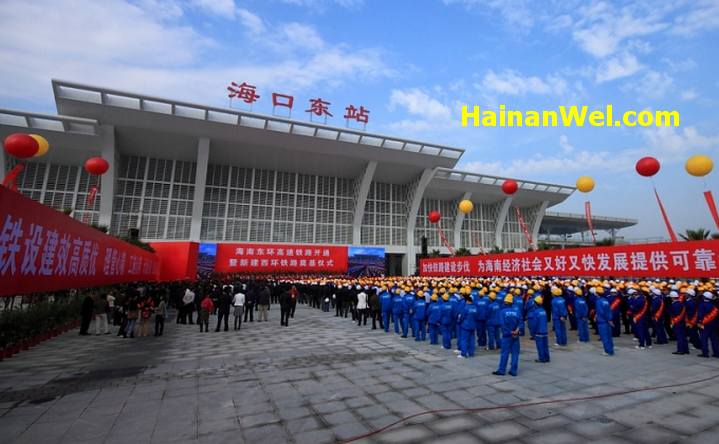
top-left (2, 304), bottom-right (719, 444)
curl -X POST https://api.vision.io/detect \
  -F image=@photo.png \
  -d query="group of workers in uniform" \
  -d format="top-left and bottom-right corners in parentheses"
top-left (271, 276), bottom-right (719, 376)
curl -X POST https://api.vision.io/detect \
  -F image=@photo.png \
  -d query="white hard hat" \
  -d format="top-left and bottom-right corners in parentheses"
top-left (669, 291), bottom-right (679, 298)
top-left (703, 291), bottom-right (715, 300)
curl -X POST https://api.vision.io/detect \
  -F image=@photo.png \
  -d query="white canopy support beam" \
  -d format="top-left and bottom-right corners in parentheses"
top-left (404, 168), bottom-right (435, 275)
top-left (189, 137), bottom-right (210, 242)
top-left (494, 196), bottom-right (513, 250)
top-left (530, 200), bottom-right (550, 249)
top-left (98, 125), bottom-right (115, 228)
top-left (352, 161), bottom-right (377, 244)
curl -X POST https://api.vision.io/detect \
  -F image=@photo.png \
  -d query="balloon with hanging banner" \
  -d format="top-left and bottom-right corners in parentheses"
top-left (685, 155), bottom-right (718, 231)
top-left (635, 156), bottom-right (677, 242)
top-left (576, 176), bottom-right (597, 243)
top-left (82, 156), bottom-right (110, 224)
top-left (2, 133), bottom-right (46, 191)
top-left (427, 210), bottom-right (454, 255)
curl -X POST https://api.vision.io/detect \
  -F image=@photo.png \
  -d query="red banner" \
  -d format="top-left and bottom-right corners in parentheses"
top-left (0, 186), bottom-right (159, 296)
top-left (215, 243), bottom-right (348, 273)
top-left (419, 240), bottom-right (719, 278)
top-left (150, 241), bottom-right (199, 281)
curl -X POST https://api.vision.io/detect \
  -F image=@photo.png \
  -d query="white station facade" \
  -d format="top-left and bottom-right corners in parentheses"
top-left (0, 80), bottom-right (635, 275)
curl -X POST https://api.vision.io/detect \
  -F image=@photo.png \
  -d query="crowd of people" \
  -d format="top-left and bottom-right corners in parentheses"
top-left (269, 276), bottom-right (719, 377)
top-left (77, 275), bottom-right (719, 378)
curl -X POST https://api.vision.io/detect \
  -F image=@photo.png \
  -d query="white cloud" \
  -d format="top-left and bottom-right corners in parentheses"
top-left (479, 69), bottom-right (568, 96)
top-left (280, 23), bottom-right (325, 51)
top-left (443, 0), bottom-right (535, 29)
top-left (595, 53), bottom-right (643, 83)
top-left (671, 0), bottom-right (719, 36)
top-left (237, 8), bottom-right (265, 34)
top-left (388, 89), bottom-right (452, 120)
top-left (0, 0), bottom-right (394, 107)
top-left (463, 149), bottom-right (621, 177)
top-left (189, 0), bottom-right (237, 18)
top-left (622, 70), bottom-right (673, 99)
top-left (642, 126), bottom-right (719, 156)
top-left (661, 57), bottom-right (698, 72)
top-left (278, 0), bottom-right (365, 10)
top-left (681, 89), bottom-right (698, 101)
top-left (559, 134), bottom-right (574, 154)
top-left (571, 2), bottom-right (668, 58)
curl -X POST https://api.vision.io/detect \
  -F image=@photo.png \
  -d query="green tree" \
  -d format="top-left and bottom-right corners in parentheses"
top-left (429, 249), bottom-right (442, 258)
top-left (680, 228), bottom-right (713, 241)
top-left (595, 238), bottom-right (615, 246)
top-left (454, 247), bottom-right (472, 256)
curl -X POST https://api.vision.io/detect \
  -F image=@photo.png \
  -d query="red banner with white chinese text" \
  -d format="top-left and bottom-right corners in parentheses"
top-left (215, 243), bottom-right (348, 273)
top-left (419, 240), bottom-right (719, 278)
top-left (0, 186), bottom-right (159, 296)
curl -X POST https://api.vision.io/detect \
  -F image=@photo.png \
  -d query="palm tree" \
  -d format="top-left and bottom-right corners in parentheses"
top-left (680, 228), bottom-right (713, 241)
top-left (454, 247), bottom-right (472, 257)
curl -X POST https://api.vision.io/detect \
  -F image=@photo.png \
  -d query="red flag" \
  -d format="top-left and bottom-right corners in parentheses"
top-left (654, 187), bottom-right (678, 242)
top-left (704, 190), bottom-right (719, 232)
top-left (584, 201), bottom-right (596, 243)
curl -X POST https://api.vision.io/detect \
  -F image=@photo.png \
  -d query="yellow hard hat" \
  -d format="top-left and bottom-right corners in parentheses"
top-left (442, 294), bottom-right (449, 301)
top-left (430, 294), bottom-right (438, 301)
top-left (574, 288), bottom-right (583, 296)
top-left (534, 296), bottom-right (543, 305)
top-left (417, 291), bottom-right (424, 297)
top-left (504, 294), bottom-right (514, 304)
top-left (489, 292), bottom-right (496, 300)
top-left (552, 287), bottom-right (562, 296)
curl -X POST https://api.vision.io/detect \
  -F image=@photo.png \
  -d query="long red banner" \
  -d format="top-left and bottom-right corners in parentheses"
top-left (0, 186), bottom-right (159, 296)
top-left (420, 240), bottom-right (719, 278)
top-left (215, 243), bottom-right (348, 273)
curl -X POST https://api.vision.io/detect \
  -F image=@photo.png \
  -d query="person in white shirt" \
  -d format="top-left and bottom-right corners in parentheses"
top-left (357, 287), bottom-right (369, 326)
top-left (181, 288), bottom-right (196, 324)
top-left (233, 289), bottom-right (246, 331)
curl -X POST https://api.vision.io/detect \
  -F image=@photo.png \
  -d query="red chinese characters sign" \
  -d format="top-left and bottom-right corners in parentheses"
top-left (215, 243), bottom-right (348, 273)
top-left (420, 240), bottom-right (719, 278)
top-left (0, 186), bottom-right (159, 296)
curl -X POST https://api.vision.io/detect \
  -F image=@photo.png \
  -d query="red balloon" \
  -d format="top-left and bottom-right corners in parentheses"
top-left (428, 210), bottom-right (441, 224)
top-left (502, 179), bottom-right (518, 195)
top-left (3, 133), bottom-right (39, 159)
top-left (84, 157), bottom-right (109, 175)
top-left (636, 157), bottom-right (660, 177)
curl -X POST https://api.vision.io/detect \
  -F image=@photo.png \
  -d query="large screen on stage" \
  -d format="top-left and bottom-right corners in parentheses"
top-left (348, 246), bottom-right (385, 277)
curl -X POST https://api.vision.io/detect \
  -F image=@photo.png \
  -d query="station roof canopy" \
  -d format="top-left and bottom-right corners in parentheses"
top-left (540, 211), bottom-right (638, 235)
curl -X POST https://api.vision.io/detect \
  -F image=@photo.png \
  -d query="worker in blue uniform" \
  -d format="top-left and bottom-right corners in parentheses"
top-left (440, 292), bottom-right (453, 349)
top-left (413, 291), bottom-right (427, 342)
top-left (450, 289), bottom-right (462, 341)
top-left (532, 296), bottom-right (550, 363)
top-left (565, 286), bottom-right (577, 331)
top-left (595, 289), bottom-right (614, 356)
top-left (453, 288), bottom-right (468, 353)
top-left (487, 292), bottom-right (501, 350)
top-left (631, 289), bottom-right (652, 349)
top-left (525, 290), bottom-right (538, 339)
top-left (457, 294), bottom-right (478, 358)
top-left (493, 294), bottom-right (521, 376)
top-left (551, 287), bottom-right (568, 346)
top-left (427, 293), bottom-right (441, 345)
top-left (697, 291), bottom-right (719, 358)
top-left (379, 286), bottom-right (393, 333)
top-left (684, 289), bottom-right (701, 350)
top-left (669, 291), bottom-right (689, 355)
top-left (608, 288), bottom-right (622, 337)
top-left (391, 288), bottom-right (403, 335)
top-left (651, 288), bottom-right (668, 344)
top-left (476, 289), bottom-right (489, 347)
top-left (401, 288), bottom-right (413, 338)
top-left (574, 288), bottom-right (590, 342)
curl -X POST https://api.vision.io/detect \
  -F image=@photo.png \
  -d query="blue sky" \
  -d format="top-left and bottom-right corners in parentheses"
top-left (1, 0), bottom-right (718, 239)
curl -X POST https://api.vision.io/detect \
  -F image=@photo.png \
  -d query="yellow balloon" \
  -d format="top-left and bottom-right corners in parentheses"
top-left (576, 176), bottom-right (595, 193)
top-left (29, 134), bottom-right (49, 157)
top-left (458, 199), bottom-right (474, 214)
top-left (686, 155), bottom-right (713, 177)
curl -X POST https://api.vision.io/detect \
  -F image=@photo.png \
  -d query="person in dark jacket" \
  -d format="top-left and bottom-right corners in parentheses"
top-left (244, 285), bottom-right (256, 322)
top-left (289, 286), bottom-right (299, 318)
top-left (79, 293), bottom-right (95, 335)
top-left (369, 288), bottom-right (381, 330)
top-left (257, 284), bottom-right (271, 321)
top-left (280, 289), bottom-right (292, 326)
top-left (215, 287), bottom-right (232, 332)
